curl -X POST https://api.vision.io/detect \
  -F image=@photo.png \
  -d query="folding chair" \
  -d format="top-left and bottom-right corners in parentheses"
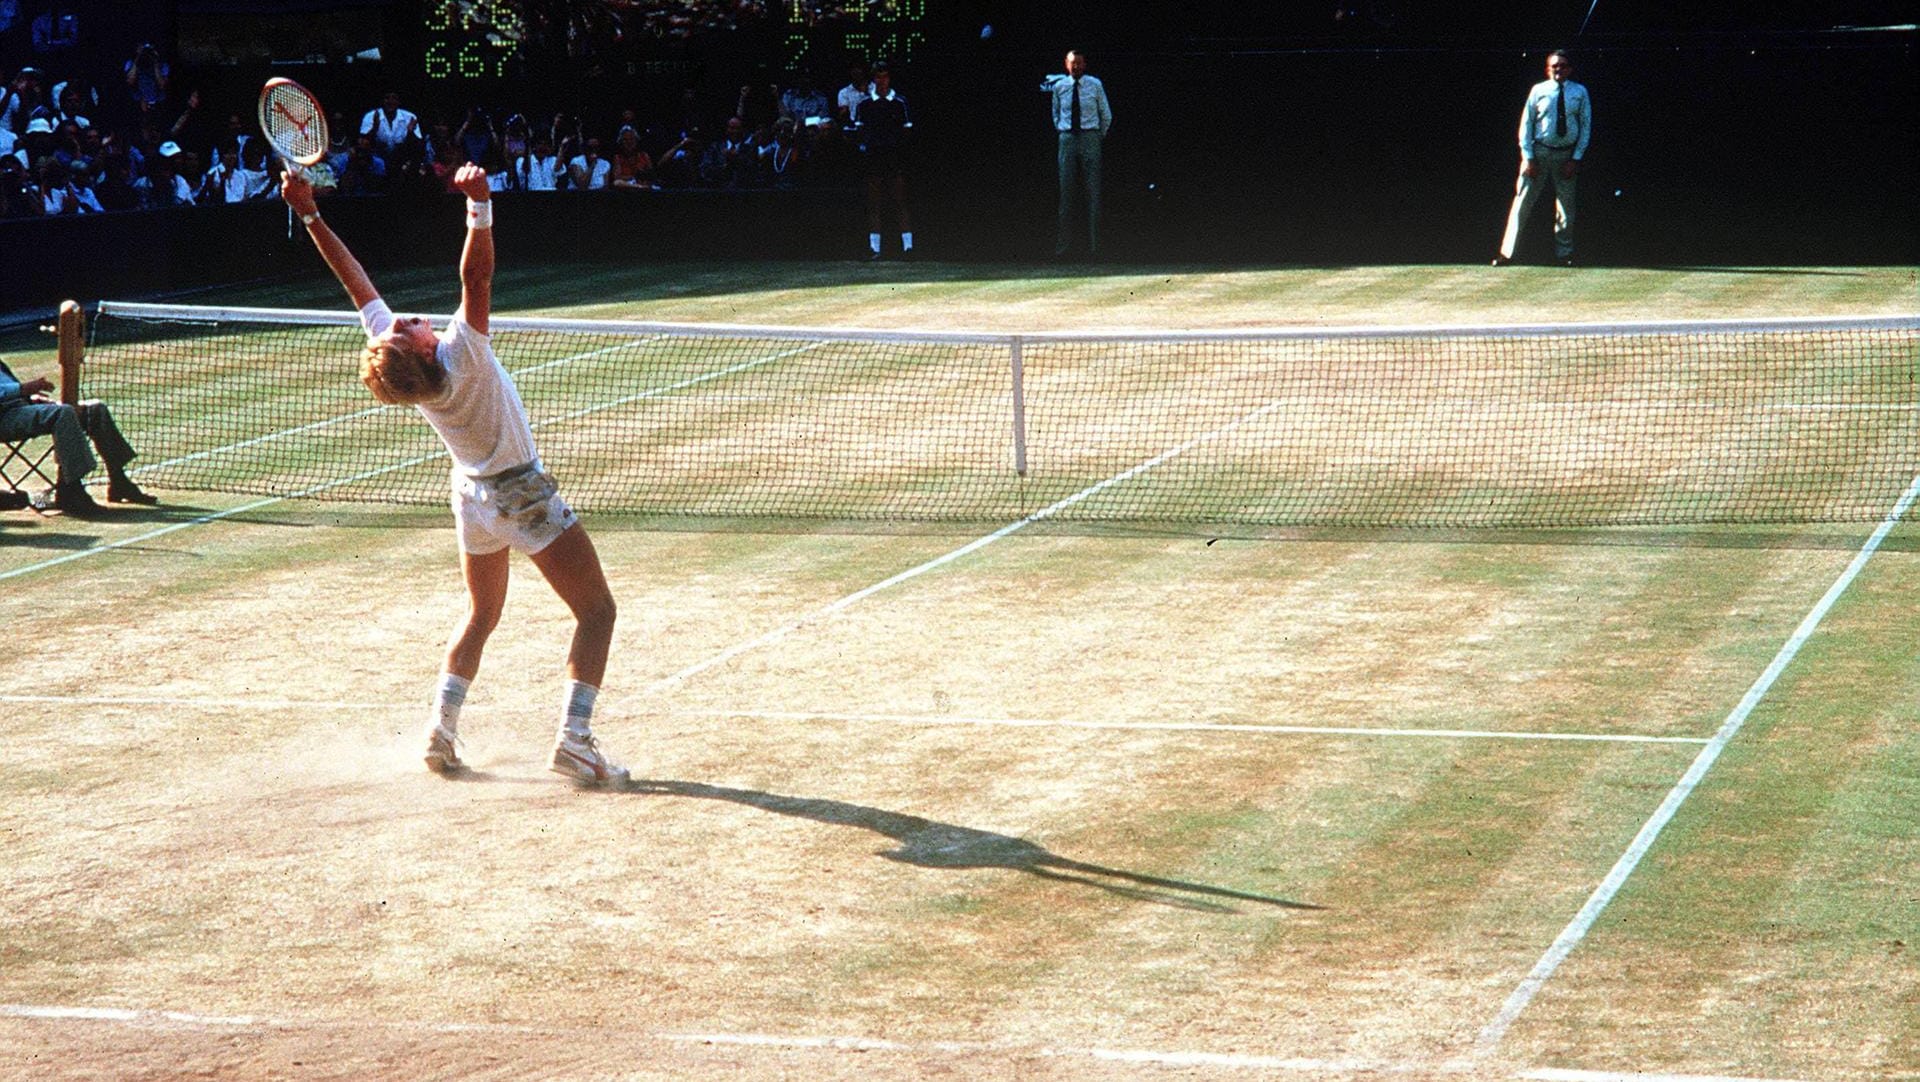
top-left (1, 434), bottom-right (59, 503)
top-left (3, 301), bottom-right (85, 510)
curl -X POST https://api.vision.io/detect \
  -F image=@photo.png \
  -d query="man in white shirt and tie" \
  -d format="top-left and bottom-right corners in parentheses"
top-left (1493, 50), bottom-right (1590, 267)
top-left (1044, 49), bottom-right (1112, 260)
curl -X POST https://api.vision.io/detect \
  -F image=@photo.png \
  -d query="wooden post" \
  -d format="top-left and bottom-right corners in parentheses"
top-left (56, 300), bottom-right (84, 406)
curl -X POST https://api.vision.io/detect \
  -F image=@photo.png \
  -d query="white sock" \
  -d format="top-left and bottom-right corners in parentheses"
top-left (562, 679), bottom-right (598, 737)
top-left (432, 672), bottom-right (470, 734)
top-left (901, 231), bottom-right (913, 250)
top-left (869, 232), bottom-right (882, 253)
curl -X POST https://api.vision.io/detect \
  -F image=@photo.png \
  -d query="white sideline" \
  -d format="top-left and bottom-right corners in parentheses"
top-left (0, 692), bottom-right (1707, 745)
top-left (0, 1003), bottom-right (1817, 1081)
top-left (1470, 469), bottom-right (1920, 1057)
top-left (0, 495), bottom-right (290, 584)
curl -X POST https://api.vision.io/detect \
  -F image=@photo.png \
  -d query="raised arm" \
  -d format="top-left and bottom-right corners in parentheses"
top-left (450, 163), bottom-right (493, 335)
top-left (281, 169), bottom-right (379, 310)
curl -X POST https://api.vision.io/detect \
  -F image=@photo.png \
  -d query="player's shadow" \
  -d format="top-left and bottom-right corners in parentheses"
top-left (630, 779), bottom-right (1321, 914)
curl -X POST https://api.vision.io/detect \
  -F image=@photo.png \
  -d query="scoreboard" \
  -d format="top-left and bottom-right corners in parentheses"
top-left (423, 1), bottom-right (942, 83)
top-left (422, 0), bottom-right (521, 80)
top-left (779, 0), bottom-right (934, 72)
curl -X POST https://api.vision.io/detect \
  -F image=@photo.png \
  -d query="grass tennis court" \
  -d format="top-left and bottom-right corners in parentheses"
top-left (3, 263), bottom-right (1917, 1081)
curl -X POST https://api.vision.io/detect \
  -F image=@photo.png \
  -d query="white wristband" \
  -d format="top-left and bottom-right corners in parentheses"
top-left (466, 198), bottom-right (493, 230)
top-left (299, 211), bottom-right (320, 227)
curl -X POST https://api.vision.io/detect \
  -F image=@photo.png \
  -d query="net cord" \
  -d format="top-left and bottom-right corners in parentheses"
top-left (91, 302), bottom-right (1920, 348)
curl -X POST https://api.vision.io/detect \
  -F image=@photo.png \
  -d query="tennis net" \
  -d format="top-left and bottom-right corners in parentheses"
top-left (86, 303), bottom-right (1920, 528)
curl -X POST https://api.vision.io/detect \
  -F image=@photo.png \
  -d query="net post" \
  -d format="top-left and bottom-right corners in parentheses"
top-left (1008, 336), bottom-right (1029, 477)
top-left (56, 300), bottom-right (84, 405)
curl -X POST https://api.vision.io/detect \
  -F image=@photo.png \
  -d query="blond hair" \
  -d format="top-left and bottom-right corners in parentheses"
top-left (360, 336), bottom-right (445, 404)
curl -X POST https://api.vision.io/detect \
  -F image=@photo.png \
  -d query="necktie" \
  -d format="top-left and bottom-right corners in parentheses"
top-left (1071, 75), bottom-right (1082, 131)
top-left (1553, 84), bottom-right (1565, 139)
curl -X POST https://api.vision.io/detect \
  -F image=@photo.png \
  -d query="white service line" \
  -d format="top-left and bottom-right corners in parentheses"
top-left (0, 693), bottom-right (1706, 745)
top-left (628, 390), bottom-right (1304, 701)
top-left (1470, 468), bottom-right (1920, 1058)
top-left (0, 693), bottom-right (396, 711)
top-left (659, 709), bottom-right (1711, 745)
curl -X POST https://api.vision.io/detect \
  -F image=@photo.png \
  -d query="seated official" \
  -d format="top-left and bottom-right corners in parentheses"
top-left (0, 356), bottom-right (155, 516)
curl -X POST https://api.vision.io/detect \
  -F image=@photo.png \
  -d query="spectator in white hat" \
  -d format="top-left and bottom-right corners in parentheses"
top-left (133, 140), bottom-right (193, 207)
top-left (12, 115), bottom-right (54, 169)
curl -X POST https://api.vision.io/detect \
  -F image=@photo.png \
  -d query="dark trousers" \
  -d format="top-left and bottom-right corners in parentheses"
top-left (0, 399), bottom-right (137, 484)
top-left (1056, 129), bottom-right (1105, 255)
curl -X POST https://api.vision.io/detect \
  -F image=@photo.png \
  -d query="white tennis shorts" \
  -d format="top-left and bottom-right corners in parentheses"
top-left (450, 463), bottom-right (579, 555)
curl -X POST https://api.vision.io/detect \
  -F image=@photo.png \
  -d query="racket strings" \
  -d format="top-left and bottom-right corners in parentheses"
top-left (260, 82), bottom-right (328, 166)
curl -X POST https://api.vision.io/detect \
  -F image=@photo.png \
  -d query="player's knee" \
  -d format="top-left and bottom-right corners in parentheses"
top-left (586, 591), bottom-right (616, 630)
top-left (574, 590), bottom-right (615, 636)
top-left (466, 599), bottom-right (505, 634)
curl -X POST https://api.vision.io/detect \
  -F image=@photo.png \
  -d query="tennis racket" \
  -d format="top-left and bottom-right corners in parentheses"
top-left (258, 77), bottom-right (328, 177)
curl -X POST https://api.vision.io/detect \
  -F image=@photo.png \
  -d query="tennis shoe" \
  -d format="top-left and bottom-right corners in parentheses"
top-left (550, 730), bottom-right (629, 785)
top-left (423, 724), bottom-right (464, 774)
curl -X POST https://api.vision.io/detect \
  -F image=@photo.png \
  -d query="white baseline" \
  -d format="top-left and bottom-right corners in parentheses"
top-left (0, 1004), bottom-right (1817, 1082)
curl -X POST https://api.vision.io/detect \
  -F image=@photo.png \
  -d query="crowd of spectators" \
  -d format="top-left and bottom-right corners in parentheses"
top-left (2, 42), bottom-right (893, 221)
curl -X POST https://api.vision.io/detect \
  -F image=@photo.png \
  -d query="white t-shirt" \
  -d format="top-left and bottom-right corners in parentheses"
top-left (221, 166), bottom-right (274, 203)
top-left (359, 298), bottom-right (538, 478)
top-left (515, 153), bottom-right (559, 190)
top-left (567, 154), bottom-right (610, 190)
top-left (359, 106), bottom-right (419, 153)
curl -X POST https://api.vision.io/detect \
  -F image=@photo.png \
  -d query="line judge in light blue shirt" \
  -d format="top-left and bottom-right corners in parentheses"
top-left (1043, 49), bottom-right (1113, 259)
top-left (1493, 50), bottom-right (1591, 266)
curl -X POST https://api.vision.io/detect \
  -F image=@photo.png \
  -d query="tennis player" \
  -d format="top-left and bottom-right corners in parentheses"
top-left (281, 164), bottom-right (627, 785)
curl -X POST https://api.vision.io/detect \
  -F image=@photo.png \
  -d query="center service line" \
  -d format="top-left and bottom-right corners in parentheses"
top-left (1470, 469), bottom-right (1920, 1058)
top-left (626, 391), bottom-right (1302, 701)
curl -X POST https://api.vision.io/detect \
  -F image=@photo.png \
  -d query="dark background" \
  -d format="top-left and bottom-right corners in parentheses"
top-left (1, 0), bottom-right (1913, 311)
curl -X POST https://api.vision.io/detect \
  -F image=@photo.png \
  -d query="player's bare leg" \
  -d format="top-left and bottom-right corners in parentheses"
top-left (425, 547), bottom-right (508, 773)
top-left (530, 524), bottom-right (626, 784)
